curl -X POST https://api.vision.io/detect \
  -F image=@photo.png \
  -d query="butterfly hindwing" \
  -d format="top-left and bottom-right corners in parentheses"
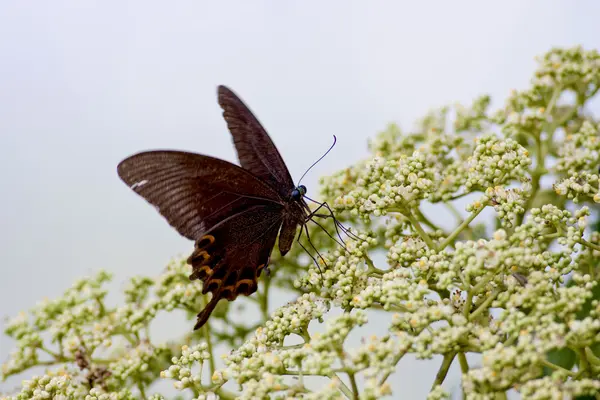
top-left (188, 204), bottom-right (282, 329)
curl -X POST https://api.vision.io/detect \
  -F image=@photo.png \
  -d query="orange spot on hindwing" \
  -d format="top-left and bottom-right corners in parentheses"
top-left (197, 234), bottom-right (215, 249)
top-left (203, 278), bottom-right (222, 294)
top-left (235, 278), bottom-right (256, 296)
top-left (187, 235), bottom-right (220, 282)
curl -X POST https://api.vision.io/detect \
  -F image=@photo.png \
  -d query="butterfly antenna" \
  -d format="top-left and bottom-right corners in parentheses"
top-left (297, 135), bottom-right (337, 186)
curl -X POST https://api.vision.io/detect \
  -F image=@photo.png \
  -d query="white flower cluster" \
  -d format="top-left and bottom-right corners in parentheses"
top-left (160, 343), bottom-right (212, 392)
top-left (218, 293), bottom-right (332, 381)
top-left (0, 369), bottom-right (136, 400)
top-left (453, 95), bottom-right (492, 134)
top-left (555, 120), bottom-right (600, 175)
top-left (519, 376), bottom-right (600, 400)
top-left (483, 185), bottom-right (529, 228)
top-left (108, 341), bottom-right (169, 387)
top-left (534, 46), bottom-right (600, 91)
top-left (465, 135), bottom-right (531, 190)
top-left (2, 270), bottom-right (112, 378)
top-left (206, 302), bottom-right (374, 398)
top-left (331, 152), bottom-right (435, 218)
top-left (4, 46), bottom-right (600, 400)
top-left (295, 232), bottom-right (377, 308)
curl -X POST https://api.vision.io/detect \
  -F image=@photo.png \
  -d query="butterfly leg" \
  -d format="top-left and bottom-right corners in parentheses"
top-left (303, 199), bottom-right (348, 246)
top-left (303, 196), bottom-right (360, 242)
top-left (318, 202), bottom-right (361, 241)
top-left (307, 218), bottom-right (347, 249)
top-left (295, 224), bottom-right (324, 274)
top-left (301, 224), bottom-right (328, 280)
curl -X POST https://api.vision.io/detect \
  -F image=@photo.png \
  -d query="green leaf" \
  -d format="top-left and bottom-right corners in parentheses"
top-left (543, 347), bottom-right (576, 376)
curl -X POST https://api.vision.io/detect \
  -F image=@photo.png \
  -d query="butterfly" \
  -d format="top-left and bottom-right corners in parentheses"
top-left (117, 86), bottom-right (317, 330)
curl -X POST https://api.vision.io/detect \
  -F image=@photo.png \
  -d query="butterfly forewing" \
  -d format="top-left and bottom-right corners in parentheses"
top-left (218, 86), bottom-right (295, 195)
top-left (117, 151), bottom-right (283, 240)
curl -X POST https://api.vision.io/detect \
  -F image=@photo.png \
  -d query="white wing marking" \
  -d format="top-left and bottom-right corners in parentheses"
top-left (131, 180), bottom-right (149, 190)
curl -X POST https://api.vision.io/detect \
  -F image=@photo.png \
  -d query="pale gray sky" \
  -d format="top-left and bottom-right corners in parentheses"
top-left (1, 1), bottom-right (599, 397)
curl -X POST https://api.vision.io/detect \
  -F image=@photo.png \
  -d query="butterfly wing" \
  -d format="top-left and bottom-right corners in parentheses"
top-left (188, 203), bottom-right (282, 329)
top-left (117, 150), bottom-right (283, 241)
top-left (218, 86), bottom-right (305, 256)
top-left (118, 150), bottom-right (287, 329)
top-left (218, 85), bottom-right (295, 195)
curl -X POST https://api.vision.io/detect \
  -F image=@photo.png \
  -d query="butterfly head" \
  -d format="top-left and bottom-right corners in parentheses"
top-left (291, 185), bottom-right (307, 201)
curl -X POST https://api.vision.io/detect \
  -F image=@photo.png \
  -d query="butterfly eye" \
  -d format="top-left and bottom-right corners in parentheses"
top-left (291, 185), bottom-right (307, 200)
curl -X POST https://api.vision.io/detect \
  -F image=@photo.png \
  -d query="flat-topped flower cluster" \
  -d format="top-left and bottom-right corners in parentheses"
top-left (2, 46), bottom-right (600, 399)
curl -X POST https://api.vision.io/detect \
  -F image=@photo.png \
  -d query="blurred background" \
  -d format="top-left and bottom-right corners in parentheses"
top-left (1, 1), bottom-right (599, 397)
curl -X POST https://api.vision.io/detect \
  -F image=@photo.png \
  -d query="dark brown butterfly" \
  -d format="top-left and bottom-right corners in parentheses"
top-left (117, 86), bottom-right (312, 330)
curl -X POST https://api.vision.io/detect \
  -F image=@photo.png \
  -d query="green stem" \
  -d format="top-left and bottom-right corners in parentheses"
top-left (35, 360), bottom-right (64, 367)
top-left (375, 348), bottom-right (407, 387)
top-left (445, 202), bottom-right (464, 223)
top-left (58, 337), bottom-right (65, 359)
top-left (281, 343), bottom-right (306, 350)
top-left (40, 345), bottom-right (65, 361)
top-left (584, 347), bottom-right (600, 366)
top-left (469, 289), bottom-right (500, 320)
top-left (444, 192), bottom-right (472, 201)
top-left (122, 333), bottom-right (137, 346)
top-left (432, 352), bottom-right (456, 389)
top-left (364, 254), bottom-right (386, 276)
top-left (215, 388), bottom-right (237, 400)
top-left (463, 289), bottom-right (474, 317)
top-left (96, 298), bottom-right (106, 317)
top-left (89, 358), bottom-right (115, 365)
top-left (300, 327), bottom-right (311, 343)
top-left (138, 383), bottom-right (147, 400)
top-left (458, 352), bottom-right (469, 374)
top-left (416, 207), bottom-right (445, 234)
top-left (337, 348), bottom-right (359, 400)
top-left (539, 359), bottom-right (576, 377)
top-left (472, 273), bottom-right (495, 293)
top-left (404, 211), bottom-right (438, 251)
top-left (577, 238), bottom-right (600, 252)
top-left (545, 85), bottom-right (561, 117)
top-left (517, 86), bottom-right (562, 226)
top-left (575, 347), bottom-right (591, 376)
top-left (332, 375), bottom-right (355, 399)
top-left (346, 370), bottom-right (360, 400)
top-left (439, 205), bottom-right (486, 250)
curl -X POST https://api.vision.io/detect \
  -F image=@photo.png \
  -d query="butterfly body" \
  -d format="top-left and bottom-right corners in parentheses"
top-left (118, 86), bottom-right (309, 330)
